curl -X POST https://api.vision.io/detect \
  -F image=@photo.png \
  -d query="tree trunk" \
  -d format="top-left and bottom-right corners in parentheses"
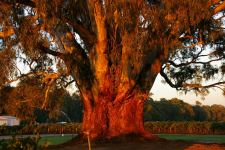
top-left (82, 91), bottom-right (155, 140)
top-left (60, 1), bottom-right (167, 140)
top-left (62, 1), bottom-right (166, 140)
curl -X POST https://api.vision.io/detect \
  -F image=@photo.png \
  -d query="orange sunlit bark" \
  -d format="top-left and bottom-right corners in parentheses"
top-left (0, 28), bottom-right (14, 38)
top-left (214, 1), bottom-right (225, 14)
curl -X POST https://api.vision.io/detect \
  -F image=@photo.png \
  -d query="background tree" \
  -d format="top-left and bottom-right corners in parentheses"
top-left (34, 92), bottom-right (83, 123)
top-left (144, 98), bottom-right (225, 122)
top-left (1, 0), bottom-right (225, 139)
top-left (0, 76), bottom-right (65, 123)
top-left (210, 104), bottom-right (225, 121)
top-left (0, 85), bottom-right (13, 114)
top-left (61, 93), bottom-right (83, 122)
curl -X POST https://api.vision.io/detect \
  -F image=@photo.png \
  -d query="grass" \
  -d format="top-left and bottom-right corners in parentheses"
top-left (1, 134), bottom-right (225, 149)
top-left (38, 135), bottom-right (74, 147)
top-left (157, 134), bottom-right (225, 143)
top-left (38, 134), bottom-right (225, 146)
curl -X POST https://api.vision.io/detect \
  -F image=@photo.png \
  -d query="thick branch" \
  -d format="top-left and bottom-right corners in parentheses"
top-left (160, 69), bottom-right (180, 89)
top-left (88, 0), bottom-right (109, 94)
top-left (41, 73), bottom-right (60, 109)
top-left (0, 28), bottom-right (14, 38)
top-left (54, 24), bottom-right (94, 94)
top-left (214, 1), bottom-right (225, 14)
top-left (38, 44), bottom-right (64, 59)
top-left (62, 17), bottom-right (96, 49)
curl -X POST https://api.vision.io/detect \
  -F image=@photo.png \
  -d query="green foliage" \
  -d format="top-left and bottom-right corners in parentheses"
top-left (61, 93), bottom-right (83, 122)
top-left (0, 82), bottom-right (82, 124)
top-left (144, 98), bottom-right (225, 122)
top-left (211, 122), bottom-right (225, 132)
top-left (0, 136), bottom-right (39, 150)
top-left (34, 92), bottom-right (83, 123)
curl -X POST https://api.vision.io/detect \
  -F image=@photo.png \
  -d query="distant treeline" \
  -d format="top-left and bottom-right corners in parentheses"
top-left (144, 98), bottom-right (225, 122)
top-left (35, 97), bottom-right (225, 123)
top-left (2, 88), bottom-right (225, 123)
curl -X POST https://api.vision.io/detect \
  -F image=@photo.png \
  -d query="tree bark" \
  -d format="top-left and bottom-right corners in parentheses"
top-left (81, 90), bottom-right (155, 140)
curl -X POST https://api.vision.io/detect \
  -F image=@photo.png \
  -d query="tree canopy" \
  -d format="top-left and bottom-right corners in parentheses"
top-left (0, 77), bottom-right (66, 122)
top-left (0, 1), bottom-right (225, 96)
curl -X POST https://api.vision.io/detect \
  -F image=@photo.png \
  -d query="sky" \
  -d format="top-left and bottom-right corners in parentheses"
top-left (151, 75), bottom-right (225, 106)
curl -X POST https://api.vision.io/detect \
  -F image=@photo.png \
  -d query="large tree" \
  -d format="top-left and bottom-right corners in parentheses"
top-left (1, 0), bottom-right (225, 139)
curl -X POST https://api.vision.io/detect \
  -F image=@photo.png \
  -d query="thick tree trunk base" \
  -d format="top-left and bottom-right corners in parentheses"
top-left (82, 98), bottom-right (156, 140)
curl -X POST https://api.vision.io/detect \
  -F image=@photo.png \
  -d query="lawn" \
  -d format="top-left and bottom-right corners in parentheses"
top-left (38, 134), bottom-right (225, 146)
top-left (39, 134), bottom-right (225, 150)
top-left (1, 134), bottom-right (225, 149)
top-left (157, 134), bottom-right (225, 143)
top-left (38, 135), bottom-right (74, 147)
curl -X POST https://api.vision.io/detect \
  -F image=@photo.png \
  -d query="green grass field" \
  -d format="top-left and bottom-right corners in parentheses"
top-left (1, 134), bottom-right (225, 149)
top-left (38, 135), bottom-right (74, 146)
top-left (38, 134), bottom-right (225, 146)
top-left (157, 134), bottom-right (225, 144)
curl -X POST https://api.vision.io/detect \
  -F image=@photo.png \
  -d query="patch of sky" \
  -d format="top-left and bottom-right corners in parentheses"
top-left (0, 39), bottom-right (4, 50)
top-left (139, 15), bottom-right (150, 28)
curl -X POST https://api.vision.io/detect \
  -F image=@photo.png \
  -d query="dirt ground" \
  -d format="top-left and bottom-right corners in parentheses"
top-left (42, 136), bottom-right (225, 150)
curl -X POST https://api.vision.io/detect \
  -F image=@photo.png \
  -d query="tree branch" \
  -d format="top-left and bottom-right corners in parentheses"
top-left (0, 72), bottom-right (34, 89)
top-left (0, 28), bottom-right (15, 38)
top-left (206, 82), bottom-right (225, 89)
top-left (161, 67), bottom-right (225, 93)
top-left (168, 57), bottom-right (223, 68)
top-left (160, 69), bottom-right (180, 89)
top-left (41, 73), bottom-right (60, 109)
top-left (62, 17), bottom-right (96, 49)
top-left (214, 1), bottom-right (225, 14)
top-left (184, 81), bottom-right (225, 89)
top-left (38, 44), bottom-right (64, 59)
top-left (87, 0), bottom-right (109, 94)
top-left (64, 79), bottom-right (75, 88)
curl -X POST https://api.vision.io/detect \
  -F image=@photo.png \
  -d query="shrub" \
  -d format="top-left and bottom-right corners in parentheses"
top-left (0, 136), bottom-right (40, 150)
